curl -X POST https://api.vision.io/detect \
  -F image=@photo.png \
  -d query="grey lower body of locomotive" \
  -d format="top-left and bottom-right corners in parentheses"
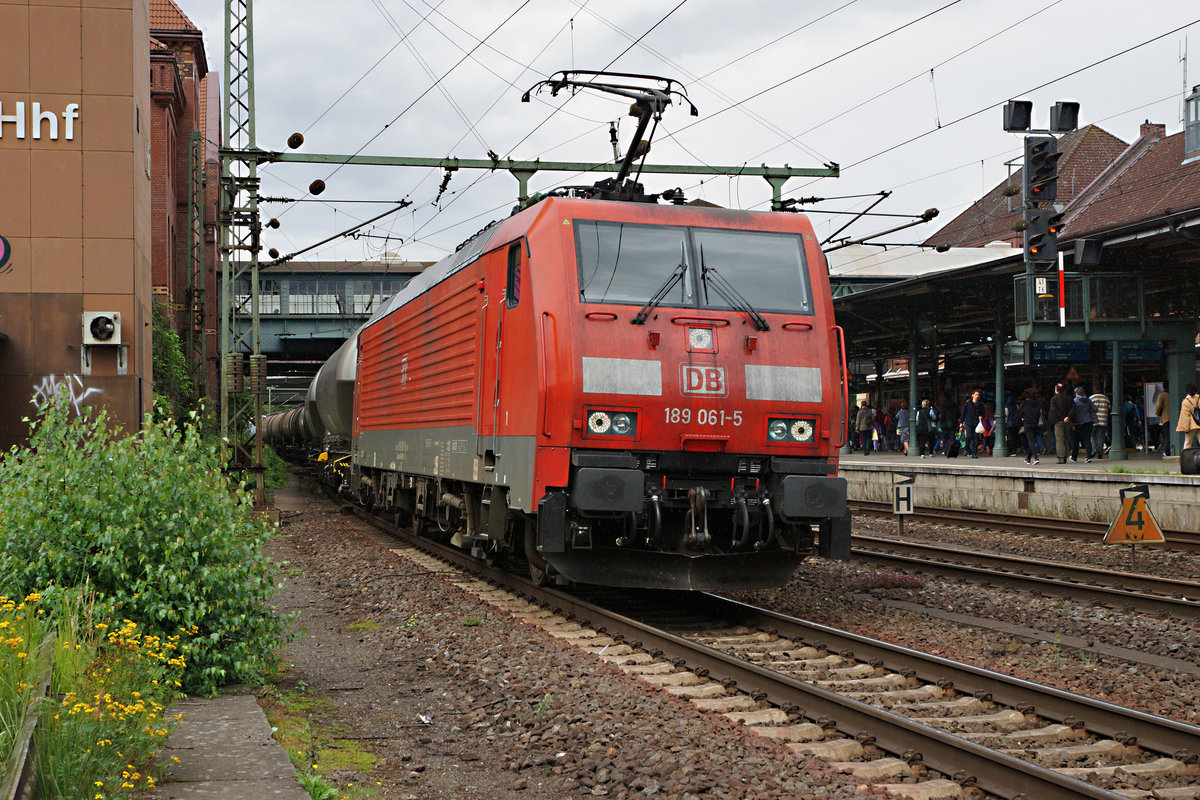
top-left (352, 428), bottom-right (850, 591)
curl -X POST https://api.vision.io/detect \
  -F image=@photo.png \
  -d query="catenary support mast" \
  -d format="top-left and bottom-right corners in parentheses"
top-left (221, 0), bottom-right (266, 505)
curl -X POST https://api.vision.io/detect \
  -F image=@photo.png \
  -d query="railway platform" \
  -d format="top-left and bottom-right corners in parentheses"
top-left (153, 694), bottom-right (307, 799)
top-left (838, 447), bottom-right (1200, 532)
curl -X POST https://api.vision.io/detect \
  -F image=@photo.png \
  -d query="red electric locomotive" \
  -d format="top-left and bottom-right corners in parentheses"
top-left (284, 195), bottom-right (851, 590)
top-left (266, 71), bottom-right (850, 590)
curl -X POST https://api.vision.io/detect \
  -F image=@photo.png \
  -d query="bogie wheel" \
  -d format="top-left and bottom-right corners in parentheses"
top-left (529, 560), bottom-right (550, 586)
top-left (522, 516), bottom-right (552, 586)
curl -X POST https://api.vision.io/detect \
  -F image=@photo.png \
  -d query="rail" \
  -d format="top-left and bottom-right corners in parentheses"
top-left (849, 499), bottom-right (1200, 552)
top-left (850, 534), bottom-right (1200, 617)
top-left (1, 633), bottom-right (55, 800)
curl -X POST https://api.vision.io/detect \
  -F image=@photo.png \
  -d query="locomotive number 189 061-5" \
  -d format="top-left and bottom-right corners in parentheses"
top-left (665, 408), bottom-right (742, 426)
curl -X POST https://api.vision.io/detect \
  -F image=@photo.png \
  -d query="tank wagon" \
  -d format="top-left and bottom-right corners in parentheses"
top-left (266, 195), bottom-right (850, 589)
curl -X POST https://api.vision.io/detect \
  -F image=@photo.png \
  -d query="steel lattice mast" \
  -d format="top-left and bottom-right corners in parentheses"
top-left (221, 0), bottom-right (266, 505)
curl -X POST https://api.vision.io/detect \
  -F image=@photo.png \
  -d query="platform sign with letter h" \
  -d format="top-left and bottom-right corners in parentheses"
top-left (893, 474), bottom-right (915, 535)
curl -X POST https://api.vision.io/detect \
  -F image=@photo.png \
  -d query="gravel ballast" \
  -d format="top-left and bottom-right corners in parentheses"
top-left (269, 499), bottom-right (877, 799)
top-left (261, 488), bottom-right (1199, 798)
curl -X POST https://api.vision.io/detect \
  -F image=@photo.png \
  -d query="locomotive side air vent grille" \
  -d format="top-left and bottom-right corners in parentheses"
top-left (82, 312), bottom-right (121, 346)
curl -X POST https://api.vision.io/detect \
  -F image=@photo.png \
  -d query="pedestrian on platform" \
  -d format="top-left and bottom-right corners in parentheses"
top-left (1069, 387), bottom-right (1096, 462)
top-left (1124, 394), bottom-right (1143, 451)
top-left (1176, 383), bottom-right (1200, 451)
top-left (981, 403), bottom-right (996, 456)
top-left (1049, 383), bottom-right (1073, 464)
top-left (1020, 389), bottom-right (1041, 465)
top-left (960, 390), bottom-right (985, 458)
top-left (1154, 382), bottom-right (1171, 457)
top-left (1005, 392), bottom-right (1023, 456)
top-left (856, 401), bottom-right (874, 456)
top-left (1090, 389), bottom-right (1111, 458)
top-left (896, 400), bottom-right (911, 455)
top-left (937, 396), bottom-right (957, 454)
top-left (884, 408), bottom-right (898, 452)
top-left (916, 399), bottom-right (936, 457)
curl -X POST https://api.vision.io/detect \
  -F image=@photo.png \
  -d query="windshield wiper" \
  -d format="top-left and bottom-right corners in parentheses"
top-left (631, 258), bottom-right (686, 325)
top-left (700, 257), bottom-right (770, 331)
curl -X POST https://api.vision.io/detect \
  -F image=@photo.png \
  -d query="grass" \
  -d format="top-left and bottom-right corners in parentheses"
top-left (343, 620), bottom-right (381, 633)
top-left (1106, 466), bottom-right (1174, 475)
top-left (257, 668), bottom-right (382, 800)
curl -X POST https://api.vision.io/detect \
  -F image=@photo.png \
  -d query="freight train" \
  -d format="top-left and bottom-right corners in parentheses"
top-left (264, 194), bottom-right (850, 590)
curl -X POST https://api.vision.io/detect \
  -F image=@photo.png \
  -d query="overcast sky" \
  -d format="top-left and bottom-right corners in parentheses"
top-left (181, 0), bottom-right (1200, 266)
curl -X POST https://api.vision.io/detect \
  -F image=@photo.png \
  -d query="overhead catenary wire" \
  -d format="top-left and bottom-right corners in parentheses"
top-left (272, 0), bottom-right (537, 225)
top-left (399, 1), bottom-right (693, 248)
top-left (256, 4), bottom-right (1196, 265)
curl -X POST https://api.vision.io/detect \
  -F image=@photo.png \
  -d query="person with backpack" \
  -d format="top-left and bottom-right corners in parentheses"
top-left (1069, 387), bottom-right (1097, 463)
top-left (1123, 394), bottom-right (1143, 451)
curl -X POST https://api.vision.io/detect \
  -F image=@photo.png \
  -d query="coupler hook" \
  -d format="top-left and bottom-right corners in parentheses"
top-left (686, 487), bottom-right (711, 548)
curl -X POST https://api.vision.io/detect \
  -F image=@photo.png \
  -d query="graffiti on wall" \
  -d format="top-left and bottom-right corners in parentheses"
top-left (0, 234), bottom-right (12, 274)
top-left (32, 374), bottom-right (103, 415)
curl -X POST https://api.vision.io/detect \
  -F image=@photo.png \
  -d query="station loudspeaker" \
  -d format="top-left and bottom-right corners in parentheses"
top-left (1076, 238), bottom-right (1103, 266)
top-left (1181, 447), bottom-right (1200, 475)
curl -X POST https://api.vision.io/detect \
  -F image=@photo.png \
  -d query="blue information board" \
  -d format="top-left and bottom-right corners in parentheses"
top-left (1031, 342), bottom-right (1091, 363)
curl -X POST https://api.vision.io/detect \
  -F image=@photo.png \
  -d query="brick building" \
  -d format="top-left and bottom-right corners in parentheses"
top-left (149, 0), bottom-right (219, 400)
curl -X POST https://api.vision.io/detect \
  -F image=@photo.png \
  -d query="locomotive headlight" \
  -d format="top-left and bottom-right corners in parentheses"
top-left (790, 419), bottom-right (814, 442)
top-left (611, 413), bottom-right (634, 435)
top-left (768, 417), bottom-right (817, 443)
top-left (585, 409), bottom-right (637, 437)
top-left (588, 411), bottom-right (612, 434)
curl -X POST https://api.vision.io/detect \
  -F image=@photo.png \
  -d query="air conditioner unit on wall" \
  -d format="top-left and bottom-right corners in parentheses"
top-left (83, 312), bottom-right (121, 346)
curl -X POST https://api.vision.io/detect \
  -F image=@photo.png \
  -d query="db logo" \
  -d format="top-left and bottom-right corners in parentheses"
top-left (681, 365), bottom-right (726, 396)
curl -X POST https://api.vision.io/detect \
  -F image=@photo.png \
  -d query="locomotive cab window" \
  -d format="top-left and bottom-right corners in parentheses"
top-left (506, 241), bottom-right (522, 308)
top-left (693, 229), bottom-right (811, 315)
top-left (573, 220), bottom-right (812, 315)
top-left (575, 221), bottom-right (691, 306)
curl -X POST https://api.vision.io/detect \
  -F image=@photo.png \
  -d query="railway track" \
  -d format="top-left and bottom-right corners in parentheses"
top-left (335, 496), bottom-right (1200, 800)
top-left (849, 500), bottom-right (1200, 553)
top-left (850, 534), bottom-right (1200, 619)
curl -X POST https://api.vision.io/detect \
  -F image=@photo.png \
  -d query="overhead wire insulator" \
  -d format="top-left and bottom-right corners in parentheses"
top-left (225, 353), bottom-right (244, 393)
top-left (249, 354), bottom-right (268, 397)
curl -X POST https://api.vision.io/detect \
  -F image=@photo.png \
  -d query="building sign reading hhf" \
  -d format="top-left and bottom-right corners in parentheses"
top-left (0, 101), bottom-right (80, 140)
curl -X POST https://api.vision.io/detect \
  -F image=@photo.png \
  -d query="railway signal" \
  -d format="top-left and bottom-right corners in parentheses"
top-left (1023, 136), bottom-right (1060, 204)
top-left (892, 473), bottom-right (914, 536)
top-left (1104, 485), bottom-right (1165, 570)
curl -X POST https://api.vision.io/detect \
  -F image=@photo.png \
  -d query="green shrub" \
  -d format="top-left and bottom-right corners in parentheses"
top-left (151, 301), bottom-right (196, 424)
top-left (0, 389), bottom-right (290, 695)
top-left (263, 444), bottom-right (290, 490)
